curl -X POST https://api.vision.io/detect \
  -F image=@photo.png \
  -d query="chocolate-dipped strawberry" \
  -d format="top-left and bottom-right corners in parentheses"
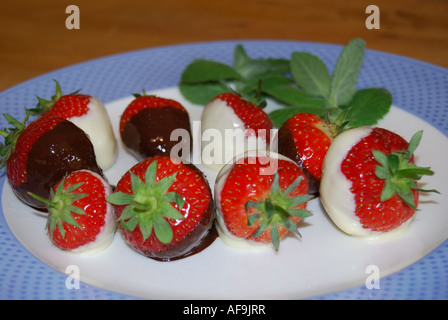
top-left (119, 93), bottom-right (192, 162)
top-left (107, 156), bottom-right (215, 261)
top-left (274, 113), bottom-right (334, 196)
top-left (31, 80), bottom-right (118, 170)
top-left (0, 111), bottom-right (103, 210)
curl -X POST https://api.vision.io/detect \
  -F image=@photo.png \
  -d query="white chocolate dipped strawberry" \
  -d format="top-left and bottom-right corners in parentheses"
top-left (32, 80), bottom-right (118, 170)
top-left (200, 93), bottom-right (273, 171)
top-left (320, 127), bottom-right (438, 238)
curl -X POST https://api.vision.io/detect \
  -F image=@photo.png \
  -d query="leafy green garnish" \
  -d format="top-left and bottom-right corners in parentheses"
top-left (178, 38), bottom-right (392, 130)
top-left (106, 160), bottom-right (185, 244)
top-left (372, 131), bottom-right (439, 209)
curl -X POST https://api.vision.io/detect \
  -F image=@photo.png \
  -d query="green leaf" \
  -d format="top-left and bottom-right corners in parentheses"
top-left (396, 189), bottom-right (417, 209)
top-left (283, 175), bottom-right (303, 197)
top-left (121, 216), bottom-right (139, 232)
top-left (163, 192), bottom-right (185, 209)
top-left (288, 208), bottom-right (313, 219)
top-left (328, 38), bottom-right (365, 108)
top-left (180, 59), bottom-right (241, 83)
top-left (137, 218), bottom-right (152, 239)
top-left (253, 219), bottom-right (270, 239)
top-left (247, 213), bottom-right (261, 226)
top-left (373, 130), bottom-right (439, 208)
top-left (262, 84), bottom-right (327, 108)
top-left (344, 88), bottom-right (392, 127)
top-left (178, 81), bottom-right (230, 105)
top-left (279, 215), bottom-right (300, 235)
top-left (60, 209), bottom-right (83, 230)
top-left (3, 113), bottom-right (26, 131)
top-left (380, 179), bottom-right (396, 202)
top-left (287, 195), bottom-right (313, 208)
top-left (237, 76), bottom-right (291, 97)
top-left (244, 200), bottom-right (264, 215)
top-left (268, 106), bottom-right (329, 128)
top-left (270, 226), bottom-right (280, 251)
top-left (106, 192), bottom-right (134, 205)
top-left (374, 166), bottom-right (390, 180)
top-left (145, 160), bottom-right (157, 186)
top-left (407, 130), bottom-right (423, 156)
top-left (237, 58), bottom-right (290, 80)
top-left (67, 205), bottom-right (86, 216)
top-left (159, 201), bottom-right (185, 220)
top-left (396, 167), bottom-right (434, 180)
top-left (130, 171), bottom-right (144, 194)
top-left (118, 206), bottom-right (135, 222)
top-left (372, 149), bottom-right (388, 168)
top-left (233, 45), bottom-right (289, 80)
top-left (387, 153), bottom-right (400, 173)
top-left (233, 44), bottom-right (250, 71)
top-left (154, 172), bottom-right (177, 194)
top-left (290, 52), bottom-right (331, 98)
top-left (153, 215), bottom-right (173, 244)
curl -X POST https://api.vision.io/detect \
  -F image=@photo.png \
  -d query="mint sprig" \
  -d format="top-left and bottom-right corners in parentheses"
top-left (178, 38), bottom-right (392, 130)
top-left (179, 45), bottom-right (289, 106)
top-left (269, 38), bottom-right (391, 128)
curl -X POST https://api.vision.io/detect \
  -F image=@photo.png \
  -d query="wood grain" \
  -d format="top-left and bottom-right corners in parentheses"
top-left (0, 0), bottom-right (447, 92)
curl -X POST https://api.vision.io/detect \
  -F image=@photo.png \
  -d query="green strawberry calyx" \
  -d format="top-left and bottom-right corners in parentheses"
top-left (0, 109), bottom-right (30, 169)
top-left (106, 160), bottom-right (185, 244)
top-left (29, 180), bottom-right (88, 239)
top-left (373, 130), bottom-right (440, 209)
top-left (245, 171), bottom-right (313, 251)
top-left (29, 79), bottom-right (81, 116)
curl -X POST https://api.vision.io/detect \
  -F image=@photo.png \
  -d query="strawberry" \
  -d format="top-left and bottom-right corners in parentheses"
top-left (119, 93), bottom-right (192, 162)
top-left (320, 127), bottom-right (438, 236)
top-left (214, 151), bottom-right (312, 251)
top-left (200, 92), bottom-right (273, 171)
top-left (275, 112), bottom-right (334, 196)
top-left (106, 156), bottom-right (214, 261)
top-left (31, 80), bottom-right (118, 170)
top-left (0, 111), bottom-right (103, 210)
top-left (29, 170), bottom-right (115, 253)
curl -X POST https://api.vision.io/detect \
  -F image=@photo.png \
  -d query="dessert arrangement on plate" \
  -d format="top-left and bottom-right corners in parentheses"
top-left (0, 38), bottom-right (440, 264)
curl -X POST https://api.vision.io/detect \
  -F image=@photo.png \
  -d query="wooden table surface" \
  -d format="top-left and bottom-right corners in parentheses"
top-left (1, 0), bottom-right (447, 93)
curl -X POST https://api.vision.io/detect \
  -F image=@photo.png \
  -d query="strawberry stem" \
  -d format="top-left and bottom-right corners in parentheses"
top-left (106, 160), bottom-right (185, 244)
top-left (245, 172), bottom-right (312, 251)
top-left (29, 180), bottom-right (88, 239)
top-left (0, 109), bottom-right (31, 169)
top-left (29, 80), bottom-right (81, 116)
top-left (373, 130), bottom-right (439, 209)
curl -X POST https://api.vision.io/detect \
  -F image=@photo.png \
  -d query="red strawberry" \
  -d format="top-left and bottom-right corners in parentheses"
top-left (31, 80), bottom-right (118, 170)
top-left (275, 112), bottom-right (334, 196)
top-left (106, 156), bottom-right (215, 261)
top-left (0, 111), bottom-right (102, 210)
top-left (29, 170), bottom-right (115, 253)
top-left (119, 93), bottom-right (192, 162)
top-left (320, 127), bottom-right (438, 236)
top-left (200, 92), bottom-right (273, 171)
top-left (215, 151), bottom-right (312, 251)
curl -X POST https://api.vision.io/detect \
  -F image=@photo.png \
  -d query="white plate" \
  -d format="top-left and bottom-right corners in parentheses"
top-left (1, 40), bottom-right (447, 299)
top-left (3, 86), bottom-right (447, 299)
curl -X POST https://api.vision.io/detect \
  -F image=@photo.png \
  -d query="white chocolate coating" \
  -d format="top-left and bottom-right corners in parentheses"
top-left (200, 98), bottom-right (268, 171)
top-left (70, 97), bottom-right (118, 170)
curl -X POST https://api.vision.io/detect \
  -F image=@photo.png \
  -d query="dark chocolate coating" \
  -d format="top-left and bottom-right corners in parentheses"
top-left (121, 106), bottom-right (192, 161)
top-left (13, 120), bottom-right (103, 210)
